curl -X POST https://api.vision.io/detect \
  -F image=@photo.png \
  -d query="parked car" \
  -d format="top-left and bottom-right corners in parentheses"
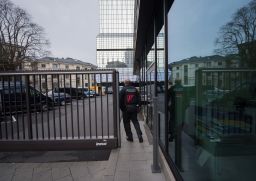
top-left (54, 87), bottom-right (84, 99)
top-left (0, 81), bottom-right (52, 116)
top-left (84, 89), bottom-right (96, 97)
top-left (46, 90), bottom-right (71, 106)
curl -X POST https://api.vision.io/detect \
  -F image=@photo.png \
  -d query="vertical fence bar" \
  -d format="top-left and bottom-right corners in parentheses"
top-left (20, 75), bottom-right (25, 139)
top-left (82, 74), bottom-right (86, 139)
top-left (146, 71), bottom-right (149, 126)
top-left (112, 71), bottom-right (118, 141)
top-left (174, 84), bottom-right (184, 171)
top-left (14, 76), bottom-right (19, 140)
top-left (239, 71), bottom-right (243, 134)
top-left (51, 74), bottom-right (56, 139)
top-left (64, 74), bottom-right (68, 139)
top-left (210, 72), bottom-right (214, 137)
top-left (1, 78), bottom-right (5, 139)
top-left (236, 72), bottom-right (239, 134)
top-left (33, 74), bottom-right (39, 139)
top-left (106, 74), bottom-right (110, 138)
top-left (76, 74), bottom-right (80, 139)
top-left (245, 71), bottom-right (249, 134)
top-left (57, 74), bottom-right (62, 139)
top-left (70, 74), bottom-right (74, 138)
top-left (45, 75), bottom-right (50, 139)
top-left (100, 74), bottom-right (103, 138)
top-left (94, 74), bottom-right (98, 138)
top-left (2, 78), bottom-right (8, 140)
top-left (227, 71), bottom-right (230, 135)
top-left (39, 74), bottom-right (44, 139)
top-left (8, 76), bottom-right (14, 140)
top-left (116, 72), bottom-right (121, 147)
top-left (25, 75), bottom-right (33, 139)
top-left (195, 70), bottom-right (202, 144)
top-left (88, 73), bottom-right (92, 138)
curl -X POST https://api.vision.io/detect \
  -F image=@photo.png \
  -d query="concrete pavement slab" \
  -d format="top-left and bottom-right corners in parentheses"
top-left (52, 167), bottom-right (71, 181)
top-left (0, 120), bottom-right (166, 181)
top-left (12, 168), bottom-right (33, 181)
top-left (32, 167), bottom-right (52, 181)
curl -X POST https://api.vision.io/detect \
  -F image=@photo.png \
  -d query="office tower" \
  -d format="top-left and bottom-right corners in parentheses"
top-left (96, 0), bottom-right (137, 82)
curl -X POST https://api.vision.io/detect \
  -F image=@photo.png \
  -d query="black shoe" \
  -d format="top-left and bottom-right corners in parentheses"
top-left (126, 137), bottom-right (133, 142)
top-left (139, 136), bottom-right (143, 143)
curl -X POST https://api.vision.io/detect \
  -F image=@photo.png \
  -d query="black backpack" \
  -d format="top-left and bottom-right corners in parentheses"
top-left (124, 87), bottom-right (139, 112)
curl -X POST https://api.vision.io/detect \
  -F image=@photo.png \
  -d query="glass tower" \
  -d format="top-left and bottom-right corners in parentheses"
top-left (97, 0), bottom-right (137, 82)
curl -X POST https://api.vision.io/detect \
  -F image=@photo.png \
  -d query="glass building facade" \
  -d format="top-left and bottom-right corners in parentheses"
top-left (97, 0), bottom-right (137, 82)
top-left (134, 0), bottom-right (256, 180)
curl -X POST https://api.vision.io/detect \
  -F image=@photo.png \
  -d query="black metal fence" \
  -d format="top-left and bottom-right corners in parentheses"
top-left (195, 69), bottom-right (256, 141)
top-left (0, 70), bottom-right (120, 151)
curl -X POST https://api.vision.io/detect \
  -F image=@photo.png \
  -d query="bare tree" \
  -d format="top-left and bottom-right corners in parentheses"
top-left (215, 0), bottom-right (256, 67)
top-left (0, 0), bottom-right (49, 70)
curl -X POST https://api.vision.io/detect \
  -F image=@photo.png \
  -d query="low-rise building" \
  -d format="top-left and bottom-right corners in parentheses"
top-left (169, 55), bottom-right (239, 86)
top-left (23, 57), bottom-right (97, 91)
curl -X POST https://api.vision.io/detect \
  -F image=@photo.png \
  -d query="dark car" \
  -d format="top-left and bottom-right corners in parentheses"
top-left (0, 81), bottom-right (52, 116)
top-left (54, 87), bottom-right (84, 99)
top-left (84, 89), bottom-right (96, 97)
top-left (46, 91), bottom-right (71, 105)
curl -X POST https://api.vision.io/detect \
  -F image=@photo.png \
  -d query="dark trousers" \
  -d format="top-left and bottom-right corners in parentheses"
top-left (123, 111), bottom-right (142, 138)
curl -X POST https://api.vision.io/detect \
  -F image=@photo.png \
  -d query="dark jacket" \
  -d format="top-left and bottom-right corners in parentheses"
top-left (119, 86), bottom-right (141, 112)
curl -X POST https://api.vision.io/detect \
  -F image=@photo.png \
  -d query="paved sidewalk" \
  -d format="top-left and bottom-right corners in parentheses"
top-left (0, 121), bottom-right (166, 181)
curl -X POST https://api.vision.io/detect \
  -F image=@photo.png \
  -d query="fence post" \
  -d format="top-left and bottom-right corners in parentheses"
top-left (174, 85), bottom-right (183, 171)
top-left (151, 97), bottom-right (161, 173)
top-left (112, 70), bottom-right (121, 147)
top-left (116, 72), bottom-right (121, 147)
top-left (25, 75), bottom-right (33, 139)
top-left (195, 70), bottom-right (202, 145)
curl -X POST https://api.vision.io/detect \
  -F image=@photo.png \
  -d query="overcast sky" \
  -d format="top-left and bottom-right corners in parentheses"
top-left (11, 0), bottom-right (251, 65)
top-left (11, 0), bottom-right (99, 65)
top-left (168, 0), bottom-right (251, 62)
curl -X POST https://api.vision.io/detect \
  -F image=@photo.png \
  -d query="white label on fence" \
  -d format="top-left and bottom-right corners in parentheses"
top-left (96, 140), bottom-right (107, 146)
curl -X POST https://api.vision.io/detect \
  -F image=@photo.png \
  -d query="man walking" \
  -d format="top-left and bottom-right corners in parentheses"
top-left (119, 80), bottom-right (143, 143)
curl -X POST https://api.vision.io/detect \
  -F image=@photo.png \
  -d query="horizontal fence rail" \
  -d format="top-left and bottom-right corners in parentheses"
top-left (0, 70), bottom-right (120, 150)
top-left (195, 69), bottom-right (256, 141)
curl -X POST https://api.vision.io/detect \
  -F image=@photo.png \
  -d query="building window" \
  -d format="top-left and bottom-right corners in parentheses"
top-left (41, 64), bottom-right (46, 68)
top-left (53, 64), bottom-right (58, 69)
top-left (176, 66), bottom-right (179, 70)
top-left (76, 66), bottom-right (80, 70)
top-left (206, 62), bottom-right (211, 67)
top-left (76, 77), bottom-right (81, 86)
top-left (195, 64), bottom-right (198, 68)
top-left (218, 61), bottom-right (222, 66)
top-left (53, 82), bottom-right (58, 89)
top-left (65, 65), bottom-right (69, 69)
top-left (42, 82), bottom-right (46, 90)
top-left (65, 82), bottom-right (70, 87)
top-left (176, 72), bottom-right (179, 79)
